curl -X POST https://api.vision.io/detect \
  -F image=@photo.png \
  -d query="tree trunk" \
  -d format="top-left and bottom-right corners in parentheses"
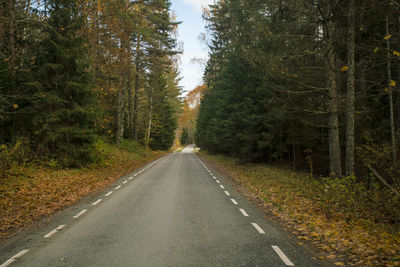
top-left (345, 0), bottom-right (355, 176)
top-left (133, 34), bottom-right (141, 141)
top-left (8, 0), bottom-right (16, 87)
top-left (145, 87), bottom-right (154, 148)
top-left (386, 15), bottom-right (397, 163)
top-left (395, 10), bottom-right (400, 130)
top-left (325, 1), bottom-right (342, 177)
top-left (116, 84), bottom-right (125, 144)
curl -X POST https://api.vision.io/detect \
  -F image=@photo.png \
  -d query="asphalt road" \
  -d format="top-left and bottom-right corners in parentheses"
top-left (1, 145), bottom-right (326, 266)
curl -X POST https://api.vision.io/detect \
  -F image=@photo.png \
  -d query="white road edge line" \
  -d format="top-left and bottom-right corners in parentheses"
top-left (230, 198), bottom-right (238, 205)
top-left (224, 191), bottom-right (230, 196)
top-left (105, 191), bottom-right (113, 197)
top-left (44, 225), bottom-right (66, 238)
top-left (220, 185), bottom-right (224, 189)
top-left (115, 185), bottom-right (121, 190)
top-left (272, 246), bottom-right (295, 266)
top-left (251, 223), bottom-right (265, 234)
top-left (73, 209), bottom-right (87, 218)
top-left (0, 250), bottom-right (29, 267)
top-left (92, 199), bottom-right (102, 206)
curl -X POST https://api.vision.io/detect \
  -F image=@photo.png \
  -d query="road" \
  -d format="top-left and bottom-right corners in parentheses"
top-left (1, 145), bottom-right (326, 266)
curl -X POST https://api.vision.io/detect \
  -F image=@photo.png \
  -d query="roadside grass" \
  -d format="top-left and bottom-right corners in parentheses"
top-left (0, 140), bottom-right (166, 240)
top-left (199, 151), bottom-right (400, 266)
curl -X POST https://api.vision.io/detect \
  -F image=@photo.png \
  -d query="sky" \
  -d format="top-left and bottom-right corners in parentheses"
top-left (170, 0), bottom-right (214, 95)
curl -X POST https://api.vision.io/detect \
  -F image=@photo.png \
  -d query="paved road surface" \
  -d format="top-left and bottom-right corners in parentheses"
top-left (1, 145), bottom-right (326, 266)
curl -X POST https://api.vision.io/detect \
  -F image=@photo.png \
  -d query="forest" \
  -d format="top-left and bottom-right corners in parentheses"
top-left (0, 0), bottom-right (181, 170)
top-left (196, 0), bottom-right (400, 186)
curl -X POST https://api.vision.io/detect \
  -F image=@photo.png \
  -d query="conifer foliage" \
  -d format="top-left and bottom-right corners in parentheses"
top-left (196, 0), bottom-right (400, 182)
top-left (0, 0), bottom-right (181, 169)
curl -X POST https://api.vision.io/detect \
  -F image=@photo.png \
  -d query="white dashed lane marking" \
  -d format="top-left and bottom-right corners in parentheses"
top-left (220, 185), bottom-right (225, 189)
top-left (123, 180), bottom-right (127, 184)
top-left (239, 208), bottom-right (249, 217)
top-left (230, 198), bottom-right (238, 205)
top-left (115, 185), bottom-right (121, 190)
top-left (105, 191), bottom-right (113, 197)
top-left (44, 225), bottom-right (65, 238)
top-left (92, 199), bottom-right (102, 206)
top-left (251, 223), bottom-right (265, 234)
top-left (272, 246), bottom-right (295, 266)
top-left (0, 250), bottom-right (29, 267)
top-left (224, 191), bottom-right (230, 196)
top-left (73, 209), bottom-right (87, 219)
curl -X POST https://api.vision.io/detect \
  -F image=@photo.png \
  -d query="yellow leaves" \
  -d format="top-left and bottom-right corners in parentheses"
top-left (384, 34), bottom-right (392, 40)
top-left (394, 51), bottom-right (400, 57)
top-left (374, 47), bottom-right (379, 53)
top-left (60, 27), bottom-right (65, 31)
top-left (340, 66), bottom-right (349, 72)
top-left (385, 87), bottom-right (389, 93)
top-left (310, 232), bottom-right (320, 238)
top-left (292, 74), bottom-right (299, 78)
top-left (360, 27), bottom-right (364, 31)
top-left (12, 104), bottom-right (18, 109)
top-left (390, 80), bottom-right (396, 87)
top-left (334, 262), bottom-right (344, 266)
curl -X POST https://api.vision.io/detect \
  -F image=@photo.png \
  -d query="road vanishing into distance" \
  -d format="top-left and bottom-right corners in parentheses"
top-left (1, 146), bottom-right (327, 267)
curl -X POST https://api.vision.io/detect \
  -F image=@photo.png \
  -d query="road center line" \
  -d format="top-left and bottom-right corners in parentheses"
top-left (92, 199), bottom-right (102, 206)
top-left (0, 250), bottom-right (29, 267)
top-left (224, 191), bottom-right (230, 196)
top-left (73, 209), bottom-right (87, 218)
top-left (115, 185), bottom-right (121, 190)
top-left (220, 185), bottom-right (225, 189)
top-left (239, 208), bottom-right (249, 217)
top-left (272, 246), bottom-right (295, 266)
top-left (230, 198), bottom-right (238, 205)
top-left (251, 223), bottom-right (265, 234)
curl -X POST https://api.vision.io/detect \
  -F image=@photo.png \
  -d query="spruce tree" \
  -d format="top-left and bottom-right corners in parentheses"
top-left (32, 0), bottom-right (96, 167)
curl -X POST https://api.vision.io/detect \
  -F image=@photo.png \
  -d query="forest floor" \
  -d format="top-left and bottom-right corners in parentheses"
top-left (198, 151), bottom-right (400, 267)
top-left (0, 141), bottom-right (166, 240)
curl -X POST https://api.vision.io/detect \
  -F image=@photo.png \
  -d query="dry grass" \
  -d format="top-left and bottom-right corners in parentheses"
top-left (199, 152), bottom-right (400, 266)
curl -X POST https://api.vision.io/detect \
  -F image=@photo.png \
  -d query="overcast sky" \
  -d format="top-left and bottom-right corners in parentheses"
top-left (170, 0), bottom-right (214, 95)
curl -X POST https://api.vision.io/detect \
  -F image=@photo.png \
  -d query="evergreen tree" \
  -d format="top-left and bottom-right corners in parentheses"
top-left (31, 0), bottom-right (97, 167)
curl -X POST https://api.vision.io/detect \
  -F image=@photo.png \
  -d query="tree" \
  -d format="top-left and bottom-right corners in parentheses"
top-left (31, 0), bottom-right (97, 167)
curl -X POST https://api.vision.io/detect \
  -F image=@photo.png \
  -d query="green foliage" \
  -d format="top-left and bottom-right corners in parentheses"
top-left (150, 99), bottom-right (177, 150)
top-left (28, 0), bottom-right (98, 167)
top-left (0, 139), bottom-right (31, 179)
top-left (180, 128), bottom-right (189, 145)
